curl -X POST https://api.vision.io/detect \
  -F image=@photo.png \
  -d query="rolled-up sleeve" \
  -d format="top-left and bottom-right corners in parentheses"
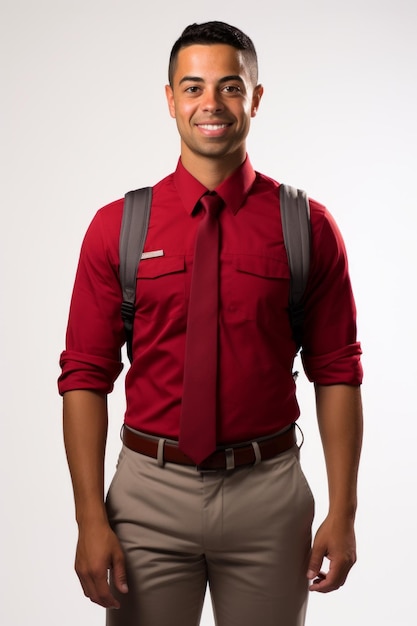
top-left (57, 201), bottom-right (125, 395)
top-left (302, 343), bottom-right (362, 385)
top-left (301, 201), bottom-right (363, 386)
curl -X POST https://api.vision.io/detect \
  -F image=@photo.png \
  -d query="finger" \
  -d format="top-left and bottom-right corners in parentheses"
top-left (91, 575), bottom-right (121, 609)
top-left (306, 547), bottom-right (326, 581)
top-left (77, 567), bottom-right (120, 609)
top-left (308, 559), bottom-right (350, 593)
top-left (111, 552), bottom-right (129, 595)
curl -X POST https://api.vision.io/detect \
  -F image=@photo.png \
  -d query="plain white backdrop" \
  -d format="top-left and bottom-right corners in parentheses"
top-left (1, 0), bottom-right (416, 624)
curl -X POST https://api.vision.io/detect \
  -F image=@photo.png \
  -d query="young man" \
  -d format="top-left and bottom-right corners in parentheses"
top-left (59, 21), bottom-right (363, 626)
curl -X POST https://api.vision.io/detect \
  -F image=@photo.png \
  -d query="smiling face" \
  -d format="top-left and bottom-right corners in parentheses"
top-left (165, 44), bottom-right (263, 177)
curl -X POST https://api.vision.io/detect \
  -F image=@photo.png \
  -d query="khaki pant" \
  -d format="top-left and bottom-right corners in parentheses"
top-left (106, 443), bottom-right (314, 626)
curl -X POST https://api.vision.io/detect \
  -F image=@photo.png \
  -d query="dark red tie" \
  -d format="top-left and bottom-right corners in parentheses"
top-left (179, 193), bottom-right (223, 464)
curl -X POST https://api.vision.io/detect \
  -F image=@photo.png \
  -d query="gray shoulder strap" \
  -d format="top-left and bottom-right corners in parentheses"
top-left (279, 184), bottom-right (311, 349)
top-left (119, 186), bottom-right (152, 361)
top-left (118, 184), bottom-right (309, 358)
top-left (279, 184), bottom-right (311, 305)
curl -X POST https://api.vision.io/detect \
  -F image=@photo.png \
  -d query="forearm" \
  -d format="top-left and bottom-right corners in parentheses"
top-left (63, 389), bottom-right (109, 527)
top-left (307, 383), bottom-right (363, 591)
top-left (315, 383), bottom-right (363, 520)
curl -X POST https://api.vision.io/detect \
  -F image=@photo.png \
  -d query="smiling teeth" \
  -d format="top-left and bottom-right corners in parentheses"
top-left (199, 124), bottom-right (228, 130)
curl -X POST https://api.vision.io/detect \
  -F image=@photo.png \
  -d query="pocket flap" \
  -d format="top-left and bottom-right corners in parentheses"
top-left (233, 254), bottom-right (290, 279)
top-left (137, 255), bottom-right (185, 279)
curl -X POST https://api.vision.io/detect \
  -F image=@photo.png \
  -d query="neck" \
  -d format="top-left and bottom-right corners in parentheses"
top-left (180, 149), bottom-right (246, 190)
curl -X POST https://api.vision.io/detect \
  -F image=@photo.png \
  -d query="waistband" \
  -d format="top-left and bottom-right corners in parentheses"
top-left (122, 424), bottom-right (297, 471)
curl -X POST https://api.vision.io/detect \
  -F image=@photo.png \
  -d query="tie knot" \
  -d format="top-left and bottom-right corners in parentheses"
top-left (199, 193), bottom-right (223, 218)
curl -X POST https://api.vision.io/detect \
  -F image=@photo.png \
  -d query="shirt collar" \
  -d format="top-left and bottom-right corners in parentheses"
top-left (173, 156), bottom-right (256, 216)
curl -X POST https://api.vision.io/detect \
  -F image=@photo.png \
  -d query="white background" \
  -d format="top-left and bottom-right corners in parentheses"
top-left (1, 0), bottom-right (416, 624)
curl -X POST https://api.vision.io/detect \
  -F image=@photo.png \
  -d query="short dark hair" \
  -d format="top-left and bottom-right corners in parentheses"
top-left (168, 21), bottom-right (259, 86)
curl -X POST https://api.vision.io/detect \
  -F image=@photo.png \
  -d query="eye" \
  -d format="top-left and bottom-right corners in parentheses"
top-left (185, 85), bottom-right (201, 94)
top-left (222, 84), bottom-right (242, 94)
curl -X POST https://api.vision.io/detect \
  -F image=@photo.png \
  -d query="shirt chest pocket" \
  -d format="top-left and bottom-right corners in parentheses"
top-left (136, 256), bottom-right (186, 320)
top-left (223, 253), bottom-right (291, 323)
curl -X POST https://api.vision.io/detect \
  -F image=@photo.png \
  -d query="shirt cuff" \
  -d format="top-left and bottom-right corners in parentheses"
top-left (57, 350), bottom-right (123, 395)
top-left (301, 342), bottom-right (363, 385)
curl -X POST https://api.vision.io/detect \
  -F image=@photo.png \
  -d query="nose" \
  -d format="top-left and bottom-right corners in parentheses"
top-left (201, 89), bottom-right (224, 113)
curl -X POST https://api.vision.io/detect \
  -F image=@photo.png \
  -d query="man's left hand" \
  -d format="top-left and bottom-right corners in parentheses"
top-left (307, 515), bottom-right (357, 593)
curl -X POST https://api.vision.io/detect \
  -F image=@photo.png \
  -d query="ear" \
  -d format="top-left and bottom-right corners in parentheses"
top-left (165, 84), bottom-right (176, 119)
top-left (251, 84), bottom-right (264, 118)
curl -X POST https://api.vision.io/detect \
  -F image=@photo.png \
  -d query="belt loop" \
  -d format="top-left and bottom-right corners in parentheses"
top-left (225, 448), bottom-right (235, 470)
top-left (251, 441), bottom-right (262, 465)
top-left (157, 438), bottom-right (166, 467)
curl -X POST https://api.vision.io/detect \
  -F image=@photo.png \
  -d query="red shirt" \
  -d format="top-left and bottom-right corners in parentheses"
top-left (58, 157), bottom-right (362, 444)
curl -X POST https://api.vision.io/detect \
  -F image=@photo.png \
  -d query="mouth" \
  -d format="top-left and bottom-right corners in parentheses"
top-left (194, 122), bottom-right (232, 137)
top-left (196, 123), bottom-right (231, 130)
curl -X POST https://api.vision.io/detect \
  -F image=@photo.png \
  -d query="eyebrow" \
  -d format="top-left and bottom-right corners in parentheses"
top-left (178, 74), bottom-right (245, 86)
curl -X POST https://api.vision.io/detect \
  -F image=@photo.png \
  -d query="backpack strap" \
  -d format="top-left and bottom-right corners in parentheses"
top-left (119, 186), bottom-right (152, 362)
top-left (119, 184), bottom-right (311, 361)
top-left (279, 184), bottom-right (311, 351)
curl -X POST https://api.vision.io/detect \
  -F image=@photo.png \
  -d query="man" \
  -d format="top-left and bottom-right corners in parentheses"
top-left (59, 21), bottom-right (363, 626)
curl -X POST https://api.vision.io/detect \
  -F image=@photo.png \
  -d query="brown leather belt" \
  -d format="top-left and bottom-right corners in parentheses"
top-left (122, 424), bottom-right (296, 470)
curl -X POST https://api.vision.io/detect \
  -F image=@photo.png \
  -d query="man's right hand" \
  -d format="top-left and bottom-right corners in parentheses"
top-left (62, 391), bottom-right (128, 609)
top-left (75, 521), bottom-right (128, 609)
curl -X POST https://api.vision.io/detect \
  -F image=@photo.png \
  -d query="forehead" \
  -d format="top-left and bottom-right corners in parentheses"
top-left (172, 44), bottom-right (251, 84)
